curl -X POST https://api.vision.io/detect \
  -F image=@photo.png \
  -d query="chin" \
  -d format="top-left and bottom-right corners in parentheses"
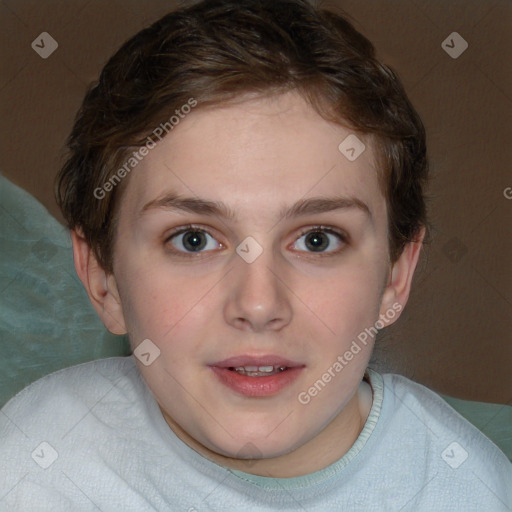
top-left (204, 425), bottom-right (308, 460)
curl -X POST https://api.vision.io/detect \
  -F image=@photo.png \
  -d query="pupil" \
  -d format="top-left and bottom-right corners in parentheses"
top-left (306, 231), bottom-right (328, 252)
top-left (184, 231), bottom-right (206, 252)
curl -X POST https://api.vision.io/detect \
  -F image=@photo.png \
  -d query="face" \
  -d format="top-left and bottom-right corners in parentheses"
top-left (89, 91), bottom-right (417, 476)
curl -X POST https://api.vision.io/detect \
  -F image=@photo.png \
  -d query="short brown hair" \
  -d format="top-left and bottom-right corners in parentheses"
top-left (56, 0), bottom-right (429, 272)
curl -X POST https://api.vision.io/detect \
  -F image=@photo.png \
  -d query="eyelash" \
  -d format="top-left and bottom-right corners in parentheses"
top-left (164, 224), bottom-right (349, 258)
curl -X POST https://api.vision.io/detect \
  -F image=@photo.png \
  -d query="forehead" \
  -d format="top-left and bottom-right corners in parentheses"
top-left (119, 91), bottom-right (385, 222)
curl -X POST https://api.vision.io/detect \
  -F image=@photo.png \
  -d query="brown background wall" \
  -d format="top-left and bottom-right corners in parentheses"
top-left (0, 0), bottom-right (511, 404)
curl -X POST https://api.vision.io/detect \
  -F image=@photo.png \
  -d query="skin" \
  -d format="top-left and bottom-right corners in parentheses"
top-left (72, 91), bottom-right (424, 478)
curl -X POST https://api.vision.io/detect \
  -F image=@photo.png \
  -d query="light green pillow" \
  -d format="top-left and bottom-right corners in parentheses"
top-left (0, 173), bottom-right (130, 406)
top-left (441, 394), bottom-right (512, 462)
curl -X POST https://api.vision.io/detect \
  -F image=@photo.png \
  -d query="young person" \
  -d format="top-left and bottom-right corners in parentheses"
top-left (1, 0), bottom-right (510, 509)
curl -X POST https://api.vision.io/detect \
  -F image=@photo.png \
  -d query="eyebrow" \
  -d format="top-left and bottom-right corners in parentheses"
top-left (140, 192), bottom-right (371, 222)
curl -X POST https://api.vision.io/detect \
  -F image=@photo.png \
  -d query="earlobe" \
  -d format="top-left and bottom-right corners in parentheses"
top-left (70, 229), bottom-right (127, 335)
top-left (379, 226), bottom-right (426, 324)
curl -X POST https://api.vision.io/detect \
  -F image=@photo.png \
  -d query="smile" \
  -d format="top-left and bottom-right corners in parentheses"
top-left (230, 365), bottom-right (287, 377)
top-left (209, 355), bottom-right (305, 397)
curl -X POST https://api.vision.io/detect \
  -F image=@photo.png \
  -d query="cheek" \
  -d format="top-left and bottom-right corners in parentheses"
top-left (303, 261), bottom-right (384, 340)
top-left (115, 261), bottom-right (218, 350)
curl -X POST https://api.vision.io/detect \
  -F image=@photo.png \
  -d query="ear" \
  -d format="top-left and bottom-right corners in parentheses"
top-left (379, 226), bottom-right (425, 325)
top-left (70, 229), bottom-right (127, 335)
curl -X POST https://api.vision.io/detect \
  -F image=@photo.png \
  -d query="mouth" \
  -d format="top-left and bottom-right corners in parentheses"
top-left (209, 355), bottom-right (305, 397)
top-left (228, 365), bottom-right (289, 377)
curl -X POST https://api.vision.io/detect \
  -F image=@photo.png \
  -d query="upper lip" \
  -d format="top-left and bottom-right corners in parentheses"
top-left (210, 355), bottom-right (304, 368)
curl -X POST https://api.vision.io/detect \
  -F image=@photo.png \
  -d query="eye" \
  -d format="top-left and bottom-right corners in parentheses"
top-left (291, 227), bottom-right (347, 254)
top-left (167, 226), bottom-right (222, 254)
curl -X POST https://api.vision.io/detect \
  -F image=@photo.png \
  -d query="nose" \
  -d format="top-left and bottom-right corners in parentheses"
top-left (223, 249), bottom-right (293, 333)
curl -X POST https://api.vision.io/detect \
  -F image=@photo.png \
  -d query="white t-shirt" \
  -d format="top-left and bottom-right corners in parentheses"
top-left (1, 356), bottom-right (510, 511)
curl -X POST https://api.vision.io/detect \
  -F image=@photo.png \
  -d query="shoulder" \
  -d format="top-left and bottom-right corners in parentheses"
top-left (380, 372), bottom-right (510, 463)
top-left (0, 356), bottom-right (144, 445)
top-left (374, 371), bottom-right (512, 508)
top-left (1, 357), bottom-right (147, 451)
top-left (381, 372), bottom-right (504, 447)
top-left (2, 356), bottom-right (140, 421)
top-left (0, 357), bottom-right (155, 509)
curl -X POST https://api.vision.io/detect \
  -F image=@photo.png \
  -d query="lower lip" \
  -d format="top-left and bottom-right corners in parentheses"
top-left (210, 367), bottom-right (304, 397)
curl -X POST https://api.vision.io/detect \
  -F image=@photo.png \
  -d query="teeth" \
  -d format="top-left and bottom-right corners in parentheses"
top-left (232, 365), bottom-right (288, 376)
top-left (238, 366), bottom-right (259, 372)
top-left (235, 365), bottom-right (282, 372)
